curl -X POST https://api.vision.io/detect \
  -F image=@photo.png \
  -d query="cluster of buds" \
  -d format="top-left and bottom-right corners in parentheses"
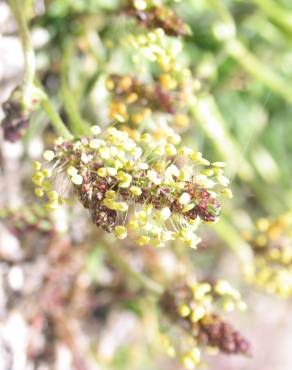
top-left (107, 74), bottom-right (178, 116)
top-left (126, 26), bottom-right (185, 73)
top-left (0, 204), bottom-right (55, 239)
top-left (160, 279), bottom-right (250, 368)
top-left (123, 6), bottom-right (195, 116)
top-left (106, 74), bottom-right (191, 136)
top-left (127, 0), bottom-right (191, 37)
top-left (32, 126), bottom-right (232, 248)
top-left (244, 214), bottom-right (292, 298)
top-left (1, 86), bottom-right (43, 142)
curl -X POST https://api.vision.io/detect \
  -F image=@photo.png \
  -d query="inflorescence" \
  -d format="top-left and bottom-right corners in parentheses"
top-left (32, 126), bottom-right (232, 248)
top-left (160, 279), bottom-right (250, 368)
top-left (1, 86), bottom-right (43, 142)
top-left (244, 214), bottom-right (292, 298)
top-left (106, 73), bottom-right (192, 138)
top-left (127, 0), bottom-right (191, 38)
top-left (0, 204), bottom-right (56, 240)
top-left (107, 74), bottom-right (177, 117)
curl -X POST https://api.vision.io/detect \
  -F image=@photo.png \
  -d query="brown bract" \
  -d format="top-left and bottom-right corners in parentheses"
top-left (127, 3), bottom-right (190, 37)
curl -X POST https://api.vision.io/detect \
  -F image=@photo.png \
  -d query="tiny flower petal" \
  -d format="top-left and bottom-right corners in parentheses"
top-left (81, 152), bottom-right (89, 163)
top-left (212, 161), bottom-right (226, 168)
top-left (42, 168), bottom-right (52, 178)
top-left (115, 225), bottom-right (127, 239)
top-left (90, 125), bottom-right (101, 135)
top-left (34, 188), bottom-right (44, 197)
top-left (160, 207), bottom-right (171, 220)
top-left (33, 161), bottom-right (42, 170)
top-left (67, 166), bottom-right (78, 177)
top-left (130, 186), bottom-right (142, 196)
top-left (179, 192), bottom-right (191, 205)
top-left (116, 202), bottom-right (129, 212)
top-left (97, 168), bottom-right (107, 177)
top-left (43, 150), bottom-right (55, 161)
top-left (71, 175), bottom-right (83, 185)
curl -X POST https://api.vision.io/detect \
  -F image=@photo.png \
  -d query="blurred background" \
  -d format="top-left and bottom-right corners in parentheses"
top-left (1, 0), bottom-right (292, 369)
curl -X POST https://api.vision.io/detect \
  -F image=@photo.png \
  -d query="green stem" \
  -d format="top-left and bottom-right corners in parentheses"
top-left (40, 95), bottom-right (73, 140)
top-left (24, 0), bottom-right (34, 18)
top-left (60, 39), bottom-right (91, 136)
top-left (191, 93), bottom-right (283, 212)
top-left (9, 0), bottom-right (35, 93)
top-left (190, 94), bottom-right (254, 181)
top-left (9, 0), bottom-right (74, 140)
top-left (253, 0), bottom-right (292, 37)
top-left (101, 238), bottom-right (163, 296)
top-left (208, 0), bottom-right (234, 26)
top-left (226, 38), bottom-right (292, 104)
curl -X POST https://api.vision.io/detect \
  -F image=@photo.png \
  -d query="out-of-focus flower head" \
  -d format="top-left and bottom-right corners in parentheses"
top-left (107, 74), bottom-right (177, 115)
top-left (159, 279), bottom-right (250, 368)
top-left (0, 204), bottom-right (56, 240)
top-left (127, 0), bottom-right (191, 37)
top-left (244, 213), bottom-right (292, 298)
top-left (106, 74), bottom-right (191, 136)
top-left (1, 86), bottom-right (44, 142)
top-left (32, 126), bottom-right (232, 248)
top-left (125, 14), bottom-right (188, 75)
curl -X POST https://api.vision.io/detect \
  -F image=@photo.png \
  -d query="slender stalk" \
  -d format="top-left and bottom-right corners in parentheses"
top-left (100, 238), bottom-right (163, 296)
top-left (208, 0), bottom-right (292, 105)
top-left (191, 94), bottom-right (283, 212)
top-left (40, 96), bottom-right (74, 140)
top-left (253, 0), bottom-right (292, 37)
top-left (208, 0), bottom-right (234, 26)
top-left (9, 0), bottom-right (74, 140)
top-left (24, 0), bottom-right (34, 18)
top-left (190, 94), bottom-right (254, 181)
top-left (226, 38), bottom-right (292, 104)
top-left (9, 0), bottom-right (35, 93)
top-left (60, 39), bottom-right (91, 136)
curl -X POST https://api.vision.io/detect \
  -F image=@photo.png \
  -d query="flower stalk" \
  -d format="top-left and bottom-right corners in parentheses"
top-left (8, 0), bottom-right (73, 140)
top-left (60, 39), bottom-right (91, 136)
top-left (253, 0), bottom-right (292, 37)
top-left (40, 93), bottom-right (74, 140)
top-left (9, 0), bottom-right (35, 95)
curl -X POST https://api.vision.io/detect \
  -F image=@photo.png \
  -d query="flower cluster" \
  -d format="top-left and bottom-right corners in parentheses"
top-left (107, 74), bottom-right (177, 116)
top-left (244, 214), bottom-right (292, 298)
top-left (122, 1), bottom-right (196, 142)
top-left (160, 279), bottom-right (250, 368)
top-left (126, 26), bottom-right (185, 74)
top-left (1, 86), bottom-right (43, 142)
top-left (32, 126), bottom-right (231, 248)
top-left (127, 0), bottom-right (191, 37)
top-left (106, 74), bottom-right (191, 136)
top-left (0, 204), bottom-right (56, 239)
